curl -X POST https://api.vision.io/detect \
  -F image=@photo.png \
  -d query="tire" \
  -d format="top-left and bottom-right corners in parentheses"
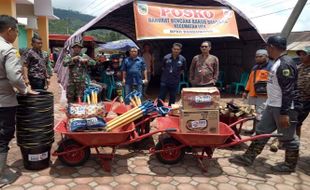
top-left (57, 139), bottom-right (90, 167)
top-left (155, 137), bottom-right (185, 165)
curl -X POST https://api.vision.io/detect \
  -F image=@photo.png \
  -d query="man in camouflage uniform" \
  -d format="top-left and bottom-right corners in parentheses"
top-left (63, 42), bottom-right (96, 103)
top-left (22, 36), bottom-right (51, 90)
top-left (295, 46), bottom-right (310, 138)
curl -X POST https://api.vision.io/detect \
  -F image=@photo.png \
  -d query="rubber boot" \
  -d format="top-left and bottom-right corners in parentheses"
top-left (230, 140), bottom-right (266, 166)
top-left (272, 149), bottom-right (299, 172)
top-left (0, 153), bottom-right (18, 185)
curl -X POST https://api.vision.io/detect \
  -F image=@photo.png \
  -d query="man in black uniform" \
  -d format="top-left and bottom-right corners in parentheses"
top-left (230, 35), bottom-right (300, 172)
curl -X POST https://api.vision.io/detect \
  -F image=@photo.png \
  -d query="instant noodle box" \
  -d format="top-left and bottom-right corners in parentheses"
top-left (180, 110), bottom-right (219, 134)
top-left (181, 87), bottom-right (220, 111)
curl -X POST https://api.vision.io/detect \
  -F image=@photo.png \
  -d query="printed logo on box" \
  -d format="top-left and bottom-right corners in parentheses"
top-left (194, 95), bottom-right (212, 103)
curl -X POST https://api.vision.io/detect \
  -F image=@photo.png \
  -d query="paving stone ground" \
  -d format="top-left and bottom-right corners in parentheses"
top-left (1, 76), bottom-right (310, 190)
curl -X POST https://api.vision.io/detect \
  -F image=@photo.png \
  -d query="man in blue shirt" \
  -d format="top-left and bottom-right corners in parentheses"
top-left (158, 43), bottom-right (186, 106)
top-left (121, 47), bottom-right (147, 97)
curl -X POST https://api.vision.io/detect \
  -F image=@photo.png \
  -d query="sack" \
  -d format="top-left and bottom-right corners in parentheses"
top-left (254, 81), bottom-right (267, 95)
top-left (69, 116), bottom-right (106, 132)
top-left (67, 102), bottom-right (105, 118)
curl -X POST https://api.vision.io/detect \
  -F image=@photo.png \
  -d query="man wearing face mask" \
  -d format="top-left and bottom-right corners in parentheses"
top-left (189, 41), bottom-right (219, 87)
top-left (231, 35), bottom-right (300, 172)
top-left (158, 43), bottom-right (186, 106)
top-left (0, 15), bottom-right (37, 185)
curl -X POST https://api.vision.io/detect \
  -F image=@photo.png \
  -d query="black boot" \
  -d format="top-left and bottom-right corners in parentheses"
top-left (230, 140), bottom-right (266, 166)
top-left (272, 149), bottom-right (299, 172)
top-left (0, 153), bottom-right (18, 186)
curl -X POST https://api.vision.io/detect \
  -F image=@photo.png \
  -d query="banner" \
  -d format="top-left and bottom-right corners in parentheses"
top-left (133, 1), bottom-right (239, 40)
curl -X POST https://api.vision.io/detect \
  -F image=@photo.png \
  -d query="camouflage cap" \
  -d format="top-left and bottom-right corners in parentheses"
top-left (296, 46), bottom-right (310, 56)
top-left (71, 42), bottom-right (83, 48)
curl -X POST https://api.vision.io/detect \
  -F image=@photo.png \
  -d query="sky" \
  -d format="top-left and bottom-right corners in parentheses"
top-left (51, 0), bottom-right (310, 34)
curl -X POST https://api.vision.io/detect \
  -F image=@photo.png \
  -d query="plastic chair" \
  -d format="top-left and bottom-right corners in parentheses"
top-left (106, 74), bottom-right (116, 100)
top-left (178, 73), bottom-right (189, 93)
top-left (216, 71), bottom-right (224, 88)
top-left (229, 72), bottom-right (249, 95)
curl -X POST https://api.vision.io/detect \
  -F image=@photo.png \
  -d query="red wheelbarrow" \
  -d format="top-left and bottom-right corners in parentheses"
top-left (151, 116), bottom-right (281, 171)
top-left (53, 119), bottom-right (137, 171)
top-left (52, 112), bottom-right (163, 172)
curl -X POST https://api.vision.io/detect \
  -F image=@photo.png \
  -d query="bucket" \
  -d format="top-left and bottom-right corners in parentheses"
top-left (16, 90), bottom-right (54, 170)
top-left (20, 145), bottom-right (51, 170)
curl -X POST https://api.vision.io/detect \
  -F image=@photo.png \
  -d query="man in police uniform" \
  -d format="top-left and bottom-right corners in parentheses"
top-left (231, 35), bottom-right (300, 172)
top-left (0, 15), bottom-right (36, 185)
top-left (63, 42), bottom-right (96, 103)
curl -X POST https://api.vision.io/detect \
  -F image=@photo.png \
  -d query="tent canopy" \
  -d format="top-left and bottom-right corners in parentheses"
top-left (99, 39), bottom-right (138, 52)
top-left (56, 0), bottom-right (266, 88)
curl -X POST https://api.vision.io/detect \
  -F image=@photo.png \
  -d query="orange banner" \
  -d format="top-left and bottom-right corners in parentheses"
top-left (133, 1), bottom-right (239, 40)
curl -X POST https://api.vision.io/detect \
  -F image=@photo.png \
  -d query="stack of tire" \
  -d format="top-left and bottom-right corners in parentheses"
top-left (16, 91), bottom-right (54, 170)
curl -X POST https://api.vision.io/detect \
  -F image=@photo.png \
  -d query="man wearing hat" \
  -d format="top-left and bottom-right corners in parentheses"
top-left (63, 42), bottom-right (96, 103)
top-left (231, 35), bottom-right (300, 172)
top-left (295, 46), bottom-right (310, 138)
top-left (243, 49), bottom-right (273, 133)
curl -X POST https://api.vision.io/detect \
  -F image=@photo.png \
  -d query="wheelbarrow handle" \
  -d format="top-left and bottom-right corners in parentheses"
top-left (227, 116), bottom-right (256, 128)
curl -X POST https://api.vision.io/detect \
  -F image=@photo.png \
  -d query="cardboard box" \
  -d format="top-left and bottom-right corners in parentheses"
top-left (180, 110), bottom-right (219, 134)
top-left (181, 87), bottom-right (220, 111)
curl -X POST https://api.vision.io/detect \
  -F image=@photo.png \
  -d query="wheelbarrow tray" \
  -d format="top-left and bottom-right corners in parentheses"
top-left (54, 119), bottom-right (135, 147)
top-left (156, 116), bottom-right (235, 146)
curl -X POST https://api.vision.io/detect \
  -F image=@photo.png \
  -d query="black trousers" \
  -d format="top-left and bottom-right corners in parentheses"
top-left (29, 77), bottom-right (46, 90)
top-left (0, 107), bottom-right (16, 153)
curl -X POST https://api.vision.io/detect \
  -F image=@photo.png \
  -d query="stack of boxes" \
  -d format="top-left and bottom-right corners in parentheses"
top-left (180, 87), bottom-right (220, 134)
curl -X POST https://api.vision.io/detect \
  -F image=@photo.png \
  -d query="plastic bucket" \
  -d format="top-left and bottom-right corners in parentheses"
top-left (16, 90), bottom-right (54, 170)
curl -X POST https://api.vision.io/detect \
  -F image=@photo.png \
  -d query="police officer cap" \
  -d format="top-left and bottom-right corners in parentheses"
top-left (71, 42), bottom-right (83, 48)
top-left (267, 35), bottom-right (287, 50)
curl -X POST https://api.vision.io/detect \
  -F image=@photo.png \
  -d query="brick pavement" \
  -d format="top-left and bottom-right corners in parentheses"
top-left (1, 76), bottom-right (310, 190)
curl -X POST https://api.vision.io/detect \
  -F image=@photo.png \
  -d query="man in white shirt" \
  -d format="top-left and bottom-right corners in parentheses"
top-left (0, 15), bottom-right (37, 185)
top-left (230, 35), bottom-right (300, 172)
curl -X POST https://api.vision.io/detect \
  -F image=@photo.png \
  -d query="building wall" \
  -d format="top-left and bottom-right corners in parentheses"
top-left (18, 25), bottom-right (27, 49)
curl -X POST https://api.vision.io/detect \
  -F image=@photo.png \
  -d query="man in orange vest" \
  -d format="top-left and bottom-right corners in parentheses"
top-left (242, 49), bottom-right (273, 133)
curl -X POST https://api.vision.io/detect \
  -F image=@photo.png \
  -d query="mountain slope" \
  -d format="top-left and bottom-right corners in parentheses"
top-left (49, 8), bottom-right (126, 42)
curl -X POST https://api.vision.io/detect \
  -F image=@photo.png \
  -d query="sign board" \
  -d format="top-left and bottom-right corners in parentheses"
top-left (133, 1), bottom-right (239, 40)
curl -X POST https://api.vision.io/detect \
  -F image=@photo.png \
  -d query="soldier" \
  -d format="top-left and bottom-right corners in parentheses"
top-left (63, 42), bottom-right (96, 103)
top-left (230, 35), bottom-right (300, 172)
top-left (295, 47), bottom-right (310, 138)
top-left (0, 15), bottom-right (37, 185)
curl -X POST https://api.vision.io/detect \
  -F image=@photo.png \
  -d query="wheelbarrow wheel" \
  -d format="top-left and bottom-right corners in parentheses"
top-left (155, 137), bottom-right (185, 165)
top-left (57, 139), bottom-right (90, 167)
